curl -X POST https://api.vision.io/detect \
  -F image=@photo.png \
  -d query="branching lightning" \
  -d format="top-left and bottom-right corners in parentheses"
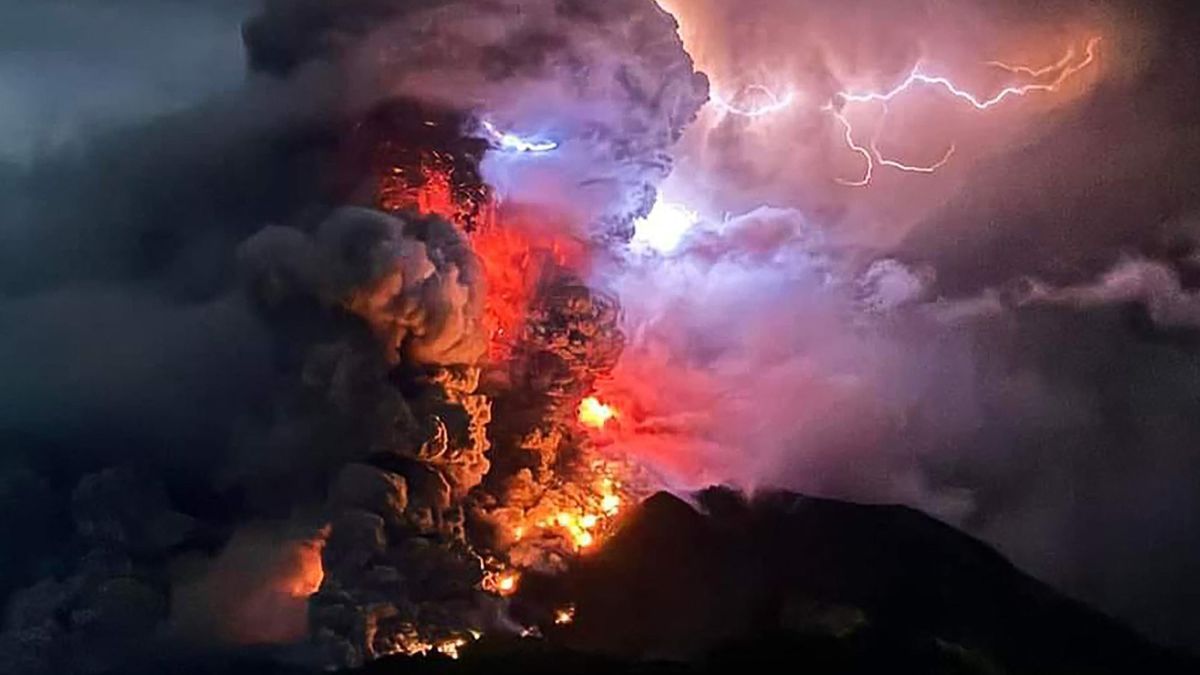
top-left (711, 84), bottom-right (797, 118)
top-left (480, 120), bottom-right (559, 154)
top-left (836, 37), bottom-right (1101, 111)
top-left (825, 101), bottom-right (958, 186)
top-left (824, 105), bottom-right (874, 187)
top-left (709, 37), bottom-right (1101, 186)
top-left (829, 36), bottom-right (1100, 185)
top-left (986, 44), bottom-right (1081, 78)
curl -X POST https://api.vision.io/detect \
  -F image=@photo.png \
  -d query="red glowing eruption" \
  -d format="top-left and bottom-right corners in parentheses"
top-left (379, 153), bottom-right (584, 361)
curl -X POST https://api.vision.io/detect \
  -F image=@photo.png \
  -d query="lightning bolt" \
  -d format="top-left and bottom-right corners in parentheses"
top-left (836, 37), bottom-right (1101, 111)
top-left (986, 44), bottom-right (1081, 78)
top-left (708, 37), bottom-right (1101, 186)
top-left (825, 101), bottom-right (958, 186)
top-left (480, 120), bottom-right (559, 154)
top-left (826, 37), bottom-right (1100, 185)
top-left (825, 105), bottom-right (874, 187)
top-left (711, 84), bottom-right (797, 118)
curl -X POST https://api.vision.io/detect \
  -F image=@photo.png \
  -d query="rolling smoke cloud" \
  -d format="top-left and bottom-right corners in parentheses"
top-left (591, 0), bottom-right (1200, 650)
top-left (2, 0), bottom-right (1200, 667)
top-left (246, 0), bottom-right (707, 239)
top-left (0, 0), bottom-right (702, 671)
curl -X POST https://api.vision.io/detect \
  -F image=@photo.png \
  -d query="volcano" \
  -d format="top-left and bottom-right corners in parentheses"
top-left (6, 0), bottom-right (1200, 673)
top-left (114, 489), bottom-right (1195, 674)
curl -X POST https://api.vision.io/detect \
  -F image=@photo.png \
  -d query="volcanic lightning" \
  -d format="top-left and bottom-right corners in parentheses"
top-left (830, 36), bottom-right (1100, 185)
top-left (480, 120), bottom-right (559, 154)
top-left (711, 84), bottom-right (797, 118)
top-left (708, 37), bottom-right (1101, 185)
top-left (836, 37), bottom-right (1102, 110)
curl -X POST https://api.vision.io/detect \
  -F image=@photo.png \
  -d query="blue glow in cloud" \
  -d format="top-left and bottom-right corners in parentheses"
top-left (480, 120), bottom-right (559, 154)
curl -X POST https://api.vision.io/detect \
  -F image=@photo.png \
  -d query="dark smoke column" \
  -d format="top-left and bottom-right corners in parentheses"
top-left (244, 0), bottom-right (710, 240)
top-left (235, 0), bottom-right (709, 667)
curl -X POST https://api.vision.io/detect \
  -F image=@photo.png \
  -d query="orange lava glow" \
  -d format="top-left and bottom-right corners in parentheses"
top-left (578, 396), bottom-right (618, 430)
top-left (381, 156), bottom-right (584, 361)
top-left (471, 223), bottom-right (584, 361)
top-left (554, 605), bottom-right (576, 625)
top-left (484, 570), bottom-right (520, 596)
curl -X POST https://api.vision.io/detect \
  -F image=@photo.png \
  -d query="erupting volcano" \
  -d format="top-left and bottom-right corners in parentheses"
top-left (4, 0), bottom-right (1200, 674)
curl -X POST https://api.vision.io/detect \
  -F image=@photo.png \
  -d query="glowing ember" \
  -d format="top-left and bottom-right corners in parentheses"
top-left (601, 493), bottom-right (621, 515)
top-left (498, 573), bottom-right (518, 594)
top-left (554, 605), bottom-right (576, 625)
top-left (545, 510), bottom-right (601, 550)
top-left (436, 637), bottom-right (470, 660)
top-left (471, 224), bottom-right (584, 360)
top-left (578, 396), bottom-right (618, 429)
top-left (487, 570), bottom-right (520, 596)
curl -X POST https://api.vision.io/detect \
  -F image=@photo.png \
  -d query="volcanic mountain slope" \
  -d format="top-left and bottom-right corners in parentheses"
top-left (128, 489), bottom-right (1194, 675)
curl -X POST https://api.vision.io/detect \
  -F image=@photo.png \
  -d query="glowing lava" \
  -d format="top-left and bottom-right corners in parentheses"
top-left (487, 570), bottom-right (520, 596)
top-left (579, 396), bottom-right (618, 430)
top-left (554, 605), bottom-right (577, 625)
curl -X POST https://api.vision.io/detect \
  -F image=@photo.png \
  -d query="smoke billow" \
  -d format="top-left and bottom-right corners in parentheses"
top-left (593, 0), bottom-right (1200, 651)
top-left (245, 0), bottom-right (708, 239)
top-left (4, 0), bottom-right (1200, 668)
top-left (0, 0), bottom-right (703, 671)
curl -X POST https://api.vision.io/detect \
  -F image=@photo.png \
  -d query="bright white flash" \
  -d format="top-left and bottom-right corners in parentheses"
top-left (633, 199), bottom-right (700, 254)
top-left (712, 85), bottom-right (797, 118)
top-left (480, 120), bottom-right (559, 154)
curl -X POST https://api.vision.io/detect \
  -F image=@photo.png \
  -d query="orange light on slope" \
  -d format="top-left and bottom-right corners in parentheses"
top-left (578, 397), bottom-right (618, 430)
top-left (554, 605), bottom-right (576, 625)
top-left (498, 573), bottom-right (517, 593)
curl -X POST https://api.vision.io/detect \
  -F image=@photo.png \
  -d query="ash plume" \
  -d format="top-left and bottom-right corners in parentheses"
top-left (3, 0), bottom-right (1200, 670)
top-left (596, 0), bottom-right (1200, 651)
top-left (0, 0), bottom-right (703, 672)
top-left (245, 0), bottom-right (709, 240)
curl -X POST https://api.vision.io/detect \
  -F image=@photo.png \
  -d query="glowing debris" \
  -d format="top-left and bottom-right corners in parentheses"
top-left (485, 570), bottom-right (520, 596)
top-left (436, 637), bottom-right (470, 660)
top-left (578, 396), bottom-right (618, 430)
top-left (554, 605), bottom-right (577, 625)
top-left (600, 493), bottom-right (621, 515)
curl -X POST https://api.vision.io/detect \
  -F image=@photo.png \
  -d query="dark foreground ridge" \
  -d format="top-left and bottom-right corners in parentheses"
top-left (133, 489), bottom-right (1196, 674)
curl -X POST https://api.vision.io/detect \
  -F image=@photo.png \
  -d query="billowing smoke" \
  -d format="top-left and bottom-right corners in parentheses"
top-left (0, 0), bottom-right (703, 672)
top-left (172, 524), bottom-right (328, 646)
top-left (4, 0), bottom-right (1200, 669)
top-left (245, 0), bottom-right (707, 239)
top-left (588, 0), bottom-right (1200, 651)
